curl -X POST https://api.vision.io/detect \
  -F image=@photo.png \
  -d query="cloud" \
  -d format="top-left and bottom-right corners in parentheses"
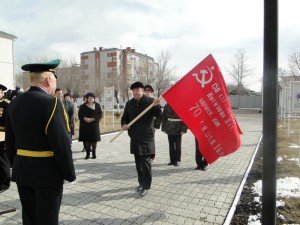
top-left (1, 0), bottom-right (300, 91)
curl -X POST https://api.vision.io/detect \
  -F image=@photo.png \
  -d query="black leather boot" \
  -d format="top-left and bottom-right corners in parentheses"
top-left (85, 149), bottom-right (90, 159)
top-left (92, 150), bottom-right (96, 159)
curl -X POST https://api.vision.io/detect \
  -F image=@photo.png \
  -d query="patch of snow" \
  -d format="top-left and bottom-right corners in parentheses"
top-left (248, 177), bottom-right (300, 225)
top-left (253, 196), bottom-right (260, 204)
top-left (277, 157), bottom-right (283, 162)
top-left (277, 213), bottom-right (285, 220)
top-left (287, 158), bottom-right (299, 162)
top-left (276, 199), bottom-right (285, 208)
top-left (248, 214), bottom-right (261, 225)
top-left (277, 177), bottom-right (300, 198)
top-left (252, 177), bottom-right (300, 198)
top-left (289, 144), bottom-right (299, 148)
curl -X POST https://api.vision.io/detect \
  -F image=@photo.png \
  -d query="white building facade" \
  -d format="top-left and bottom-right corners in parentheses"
top-left (0, 31), bottom-right (17, 89)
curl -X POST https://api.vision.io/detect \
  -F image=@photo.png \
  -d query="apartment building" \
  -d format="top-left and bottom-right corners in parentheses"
top-left (0, 31), bottom-right (17, 89)
top-left (80, 47), bottom-right (157, 101)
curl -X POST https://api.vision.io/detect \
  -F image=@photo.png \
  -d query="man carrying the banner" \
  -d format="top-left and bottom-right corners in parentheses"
top-left (195, 138), bottom-right (208, 171)
top-left (121, 81), bottom-right (161, 197)
top-left (163, 54), bottom-right (242, 164)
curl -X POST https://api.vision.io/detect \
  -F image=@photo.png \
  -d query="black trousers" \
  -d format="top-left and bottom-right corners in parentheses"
top-left (168, 134), bottom-right (182, 164)
top-left (195, 138), bottom-right (208, 167)
top-left (134, 154), bottom-right (152, 189)
top-left (0, 142), bottom-right (10, 191)
top-left (17, 184), bottom-right (63, 225)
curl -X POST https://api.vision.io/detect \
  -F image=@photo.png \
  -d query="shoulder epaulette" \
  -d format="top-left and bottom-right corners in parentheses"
top-left (0, 98), bottom-right (10, 103)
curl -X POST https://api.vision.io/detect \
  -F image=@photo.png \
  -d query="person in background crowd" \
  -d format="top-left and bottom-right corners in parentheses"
top-left (63, 93), bottom-right (75, 137)
top-left (55, 88), bottom-right (73, 142)
top-left (78, 92), bottom-right (102, 159)
top-left (143, 84), bottom-right (161, 160)
top-left (144, 84), bottom-right (154, 98)
top-left (161, 103), bottom-right (187, 166)
top-left (81, 94), bottom-right (87, 152)
top-left (195, 138), bottom-right (208, 171)
top-left (121, 82), bottom-right (162, 197)
top-left (144, 84), bottom-right (161, 128)
top-left (5, 59), bottom-right (76, 225)
top-left (0, 84), bottom-right (10, 192)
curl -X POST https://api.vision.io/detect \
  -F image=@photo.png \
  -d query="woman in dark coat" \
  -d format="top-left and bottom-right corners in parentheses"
top-left (78, 92), bottom-right (102, 159)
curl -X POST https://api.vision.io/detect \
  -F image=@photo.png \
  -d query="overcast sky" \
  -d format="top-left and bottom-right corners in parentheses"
top-left (1, 0), bottom-right (300, 92)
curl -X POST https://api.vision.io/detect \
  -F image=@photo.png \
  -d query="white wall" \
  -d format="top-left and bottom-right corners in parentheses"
top-left (0, 37), bottom-right (14, 89)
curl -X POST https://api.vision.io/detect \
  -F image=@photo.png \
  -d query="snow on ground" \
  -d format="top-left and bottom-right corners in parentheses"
top-left (287, 144), bottom-right (300, 165)
top-left (248, 177), bottom-right (300, 224)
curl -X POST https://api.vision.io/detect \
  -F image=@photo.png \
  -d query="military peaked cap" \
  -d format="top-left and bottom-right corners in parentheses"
top-left (0, 84), bottom-right (7, 91)
top-left (21, 59), bottom-right (61, 78)
top-left (130, 82), bottom-right (144, 90)
top-left (144, 84), bottom-right (154, 92)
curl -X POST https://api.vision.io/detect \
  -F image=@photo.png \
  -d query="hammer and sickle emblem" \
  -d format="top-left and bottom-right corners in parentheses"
top-left (192, 66), bottom-right (213, 88)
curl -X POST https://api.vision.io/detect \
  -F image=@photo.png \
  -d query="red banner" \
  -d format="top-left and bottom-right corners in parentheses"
top-left (163, 54), bottom-right (242, 164)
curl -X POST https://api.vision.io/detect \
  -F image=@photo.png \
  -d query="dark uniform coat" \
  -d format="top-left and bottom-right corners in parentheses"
top-left (121, 95), bottom-right (162, 155)
top-left (0, 98), bottom-right (10, 131)
top-left (161, 103), bottom-right (187, 135)
top-left (5, 86), bottom-right (76, 188)
top-left (0, 98), bottom-right (10, 191)
top-left (62, 99), bottom-right (74, 135)
top-left (147, 96), bottom-right (162, 129)
top-left (78, 102), bottom-right (102, 142)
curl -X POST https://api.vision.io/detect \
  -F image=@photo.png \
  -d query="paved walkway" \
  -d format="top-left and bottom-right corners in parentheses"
top-left (0, 109), bottom-right (262, 225)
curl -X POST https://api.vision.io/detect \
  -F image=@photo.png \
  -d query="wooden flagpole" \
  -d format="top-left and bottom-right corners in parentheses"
top-left (109, 96), bottom-right (163, 143)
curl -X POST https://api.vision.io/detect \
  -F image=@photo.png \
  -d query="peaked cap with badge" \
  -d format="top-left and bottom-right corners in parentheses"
top-left (144, 84), bottom-right (154, 92)
top-left (21, 59), bottom-right (61, 78)
top-left (0, 84), bottom-right (7, 91)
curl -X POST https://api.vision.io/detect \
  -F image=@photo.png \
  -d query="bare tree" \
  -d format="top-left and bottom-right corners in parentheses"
top-left (154, 50), bottom-right (177, 97)
top-left (119, 73), bottom-right (129, 102)
top-left (278, 67), bottom-right (288, 77)
top-left (15, 71), bottom-right (30, 91)
top-left (56, 57), bottom-right (80, 93)
top-left (288, 52), bottom-right (300, 77)
top-left (116, 70), bottom-right (128, 102)
top-left (53, 57), bottom-right (82, 103)
top-left (227, 49), bottom-right (252, 95)
top-left (14, 55), bottom-right (61, 91)
top-left (15, 55), bottom-right (82, 101)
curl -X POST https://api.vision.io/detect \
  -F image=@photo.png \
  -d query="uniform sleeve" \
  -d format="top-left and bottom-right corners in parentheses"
top-left (154, 104), bottom-right (162, 129)
top-left (5, 104), bottom-right (16, 166)
top-left (46, 99), bottom-right (76, 182)
top-left (69, 102), bottom-right (74, 124)
top-left (121, 103), bottom-right (129, 126)
top-left (94, 103), bottom-right (102, 121)
top-left (161, 104), bottom-right (169, 133)
top-left (78, 104), bottom-right (84, 121)
top-left (152, 103), bottom-right (162, 124)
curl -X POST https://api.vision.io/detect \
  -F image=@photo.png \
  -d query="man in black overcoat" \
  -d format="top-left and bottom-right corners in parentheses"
top-left (5, 59), bottom-right (76, 225)
top-left (121, 82), bottom-right (162, 197)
